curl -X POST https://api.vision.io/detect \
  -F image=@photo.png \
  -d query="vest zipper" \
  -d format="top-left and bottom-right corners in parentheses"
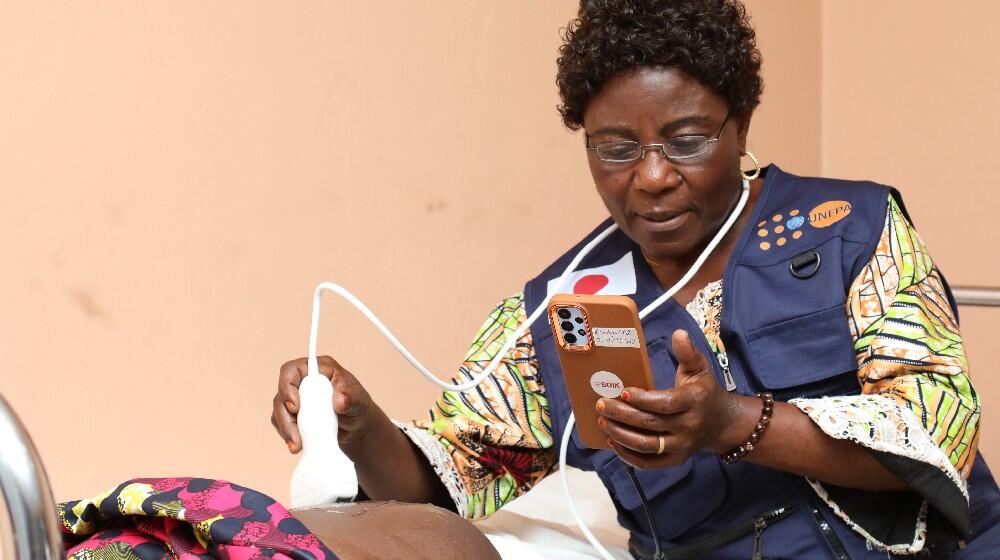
top-left (630, 503), bottom-right (797, 559)
top-left (751, 517), bottom-right (766, 560)
top-left (717, 351), bottom-right (737, 391)
top-left (748, 506), bottom-right (797, 560)
top-left (811, 505), bottom-right (850, 559)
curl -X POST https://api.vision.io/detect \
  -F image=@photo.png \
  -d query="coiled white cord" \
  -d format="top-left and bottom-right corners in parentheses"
top-left (297, 180), bottom-right (751, 556)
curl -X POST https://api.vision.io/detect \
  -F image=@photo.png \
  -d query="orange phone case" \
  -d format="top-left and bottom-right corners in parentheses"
top-left (547, 293), bottom-right (655, 449)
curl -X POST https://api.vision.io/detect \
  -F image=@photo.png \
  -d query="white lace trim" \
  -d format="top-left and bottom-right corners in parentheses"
top-left (395, 420), bottom-right (471, 518)
top-left (791, 394), bottom-right (968, 553)
top-left (684, 279), bottom-right (722, 329)
top-left (806, 478), bottom-right (929, 555)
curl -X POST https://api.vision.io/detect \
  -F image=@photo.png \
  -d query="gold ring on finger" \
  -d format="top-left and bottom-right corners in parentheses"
top-left (657, 434), bottom-right (667, 455)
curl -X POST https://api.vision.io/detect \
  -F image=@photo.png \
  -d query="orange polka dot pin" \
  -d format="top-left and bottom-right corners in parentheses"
top-left (757, 209), bottom-right (807, 251)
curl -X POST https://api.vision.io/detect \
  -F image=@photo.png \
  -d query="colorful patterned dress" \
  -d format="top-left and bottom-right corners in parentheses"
top-left (59, 478), bottom-right (337, 559)
top-left (398, 195), bottom-right (979, 554)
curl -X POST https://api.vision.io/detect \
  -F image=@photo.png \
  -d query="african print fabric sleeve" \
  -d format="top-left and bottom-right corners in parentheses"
top-left (398, 293), bottom-right (557, 520)
top-left (791, 195), bottom-right (979, 554)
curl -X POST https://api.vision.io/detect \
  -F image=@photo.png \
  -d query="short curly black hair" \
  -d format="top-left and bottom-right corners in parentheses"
top-left (556, 0), bottom-right (763, 130)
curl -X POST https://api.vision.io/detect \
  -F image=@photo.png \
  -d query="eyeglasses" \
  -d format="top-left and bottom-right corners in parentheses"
top-left (586, 112), bottom-right (731, 164)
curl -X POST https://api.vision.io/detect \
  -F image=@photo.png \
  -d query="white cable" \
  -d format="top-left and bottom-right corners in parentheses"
top-left (560, 414), bottom-right (618, 560)
top-left (638, 180), bottom-right (751, 320)
top-left (306, 222), bottom-right (621, 392)
top-left (296, 179), bottom-right (751, 551)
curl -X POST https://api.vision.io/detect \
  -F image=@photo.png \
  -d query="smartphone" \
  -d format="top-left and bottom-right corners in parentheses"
top-left (547, 293), bottom-right (656, 449)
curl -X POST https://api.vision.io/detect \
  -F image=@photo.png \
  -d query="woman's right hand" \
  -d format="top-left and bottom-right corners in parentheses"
top-left (271, 355), bottom-right (375, 454)
top-left (272, 355), bottom-right (452, 506)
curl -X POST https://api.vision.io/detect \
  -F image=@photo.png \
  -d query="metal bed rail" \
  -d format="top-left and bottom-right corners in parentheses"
top-left (0, 395), bottom-right (62, 559)
top-left (953, 286), bottom-right (1000, 307)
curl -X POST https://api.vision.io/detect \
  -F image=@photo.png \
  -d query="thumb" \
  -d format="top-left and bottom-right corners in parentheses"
top-left (671, 329), bottom-right (711, 385)
top-left (330, 365), bottom-right (369, 418)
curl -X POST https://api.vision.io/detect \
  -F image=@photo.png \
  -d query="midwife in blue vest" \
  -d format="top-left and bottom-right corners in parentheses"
top-left (271, 0), bottom-right (1000, 557)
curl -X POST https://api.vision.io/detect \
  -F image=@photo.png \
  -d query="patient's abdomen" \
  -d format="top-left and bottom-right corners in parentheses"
top-left (293, 501), bottom-right (501, 560)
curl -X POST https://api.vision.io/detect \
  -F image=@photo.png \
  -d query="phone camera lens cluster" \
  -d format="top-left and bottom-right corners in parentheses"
top-left (555, 305), bottom-right (588, 346)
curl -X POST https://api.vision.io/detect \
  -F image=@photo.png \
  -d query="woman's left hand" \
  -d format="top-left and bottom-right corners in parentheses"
top-left (596, 329), bottom-right (744, 469)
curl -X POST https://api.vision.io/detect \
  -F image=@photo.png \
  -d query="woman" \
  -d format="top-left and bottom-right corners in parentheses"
top-left (272, 1), bottom-right (1000, 557)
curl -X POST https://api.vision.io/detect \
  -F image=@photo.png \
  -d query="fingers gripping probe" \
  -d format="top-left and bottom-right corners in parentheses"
top-left (292, 180), bottom-right (750, 557)
top-left (288, 285), bottom-right (359, 507)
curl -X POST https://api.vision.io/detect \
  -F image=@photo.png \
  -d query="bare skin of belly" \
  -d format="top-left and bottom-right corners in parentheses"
top-left (293, 501), bottom-right (502, 560)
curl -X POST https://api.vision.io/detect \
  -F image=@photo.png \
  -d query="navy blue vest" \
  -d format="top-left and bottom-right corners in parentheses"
top-left (524, 165), bottom-right (1000, 558)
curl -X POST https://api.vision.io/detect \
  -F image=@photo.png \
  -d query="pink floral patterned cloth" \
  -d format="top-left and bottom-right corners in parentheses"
top-left (59, 477), bottom-right (336, 559)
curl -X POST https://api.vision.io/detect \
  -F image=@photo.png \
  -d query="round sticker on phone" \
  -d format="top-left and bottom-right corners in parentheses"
top-left (590, 370), bottom-right (625, 398)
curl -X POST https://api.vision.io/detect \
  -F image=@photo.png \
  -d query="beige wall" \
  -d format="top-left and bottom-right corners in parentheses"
top-left (748, 0), bottom-right (822, 175)
top-left (0, 0), bottom-right (608, 503)
top-left (0, 2), bottom-right (994, 505)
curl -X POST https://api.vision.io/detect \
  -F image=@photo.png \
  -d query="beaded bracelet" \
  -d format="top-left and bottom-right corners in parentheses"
top-left (720, 392), bottom-right (774, 464)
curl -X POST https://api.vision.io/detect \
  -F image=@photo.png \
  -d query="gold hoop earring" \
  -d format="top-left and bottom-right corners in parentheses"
top-left (741, 151), bottom-right (760, 181)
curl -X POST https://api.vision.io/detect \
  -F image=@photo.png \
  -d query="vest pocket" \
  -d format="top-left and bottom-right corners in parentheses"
top-left (745, 303), bottom-right (859, 395)
top-left (593, 452), bottom-right (727, 539)
top-left (586, 335), bottom-right (727, 537)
